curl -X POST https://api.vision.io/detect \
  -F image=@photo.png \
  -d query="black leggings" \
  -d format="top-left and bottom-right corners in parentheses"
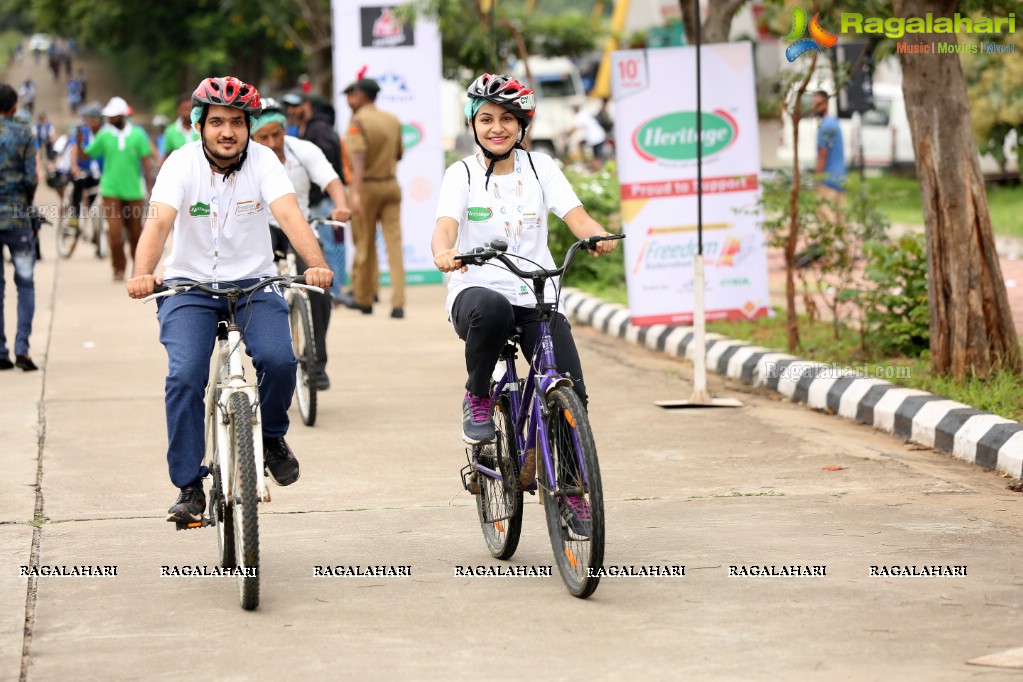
top-left (451, 287), bottom-right (588, 407)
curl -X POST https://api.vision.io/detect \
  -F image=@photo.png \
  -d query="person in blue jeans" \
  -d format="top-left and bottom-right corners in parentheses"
top-left (0, 83), bottom-right (40, 372)
top-left (125, 77), bottom-right (332, 525)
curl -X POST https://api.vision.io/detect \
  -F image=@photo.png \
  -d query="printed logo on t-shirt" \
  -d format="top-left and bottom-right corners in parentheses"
top-left (189, 202), bottom-right (210, 217)
top-left (235, 200), bottom-right (262, 216)
top-left (522, 213), bottom-right (540, 230)
top-left (467, 207), bottom-right (492, 222)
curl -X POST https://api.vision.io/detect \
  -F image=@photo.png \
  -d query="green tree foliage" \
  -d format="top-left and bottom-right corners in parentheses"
top-left (963, 43), bottom-right (1023, 173)
top-left (408, 0), bottom-right (603, 81)
top-left (28, 0), bottom-right (312, 111)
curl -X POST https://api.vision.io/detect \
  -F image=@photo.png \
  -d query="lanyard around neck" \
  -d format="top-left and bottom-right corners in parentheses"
top-left (208, 169), bottom-right (237, 287)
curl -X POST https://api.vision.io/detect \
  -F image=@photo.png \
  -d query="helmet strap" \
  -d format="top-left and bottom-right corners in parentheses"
top-left (472, 119), bottom-right (520, 190)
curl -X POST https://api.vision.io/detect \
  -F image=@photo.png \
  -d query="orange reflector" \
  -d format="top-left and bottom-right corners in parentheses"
top-left (565, 547), bottom-right (578, 568)
top-left (495, 521), bottom-right (505, 532)
top-left (564, 409), bottom-right (576, 427)
top-left (187, 521), bottom-right (202, 528)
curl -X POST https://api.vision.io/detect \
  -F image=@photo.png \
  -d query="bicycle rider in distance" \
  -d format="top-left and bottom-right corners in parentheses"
top-left (250, 97), bottom-right (351, 391)
top-left (125, 76), bottom-right (333, 525)
top-left (431, 73), bottom-right (618, 446)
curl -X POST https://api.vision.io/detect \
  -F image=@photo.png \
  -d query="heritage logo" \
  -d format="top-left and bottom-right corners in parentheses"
top-left (633, 111), bottom-right (737, 162)
top-left (401, 122), bottom-right (423, 149)
top-left (467, 207), bottom-right (493, 222)
top-left (189, 202), bottom-right (210, 217)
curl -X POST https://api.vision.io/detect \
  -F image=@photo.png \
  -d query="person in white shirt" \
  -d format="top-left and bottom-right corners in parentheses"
top-left (125, 76), bottom-right (332, 525)
top-left (431, 73), bottom-right (617, 447)
top-left (567, 104), bottom-right (608, 170)
top-left (251, 99), bottom-right (351, 390)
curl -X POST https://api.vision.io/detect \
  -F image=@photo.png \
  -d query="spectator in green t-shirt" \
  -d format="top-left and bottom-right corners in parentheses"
top-left (161, 93), bottom-right (199, 157)
top-left (84, 96), bottom-right (154, 281)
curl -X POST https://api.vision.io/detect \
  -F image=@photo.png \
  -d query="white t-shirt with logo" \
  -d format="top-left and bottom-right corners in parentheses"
top-left (280, 136), bottom-right (339, 218)
top-left (435, 149), bottom-right (581, 316)
top-left (151, 140), bottom-right (296, 281)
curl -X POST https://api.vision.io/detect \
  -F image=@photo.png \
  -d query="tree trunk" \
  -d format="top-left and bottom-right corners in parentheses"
top-left (893, 0), bottom-right (1021, 379)
top-left (679, 0), bottom-right (748, 45)
top-left (785, 54), bottom-right (818, 352)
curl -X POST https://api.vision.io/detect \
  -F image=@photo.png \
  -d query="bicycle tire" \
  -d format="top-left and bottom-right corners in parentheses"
top-left (211, 459), bottom-right (236, 568)
top-left (227, 391), bottom-right (260, 610)
top-left (91, 210), bottom-right (109, 259)
top-left (540, 387), bottom-right (604, 599)
top-left (475, 394), bottom-right (523, 559)
top-left (55, 188), bottom-right (79, 258)
top-left (290, 295), bottom-right (317, 426)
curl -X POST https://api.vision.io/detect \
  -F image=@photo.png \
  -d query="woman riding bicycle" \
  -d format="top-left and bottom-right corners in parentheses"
top-left (125, 76), bottom-right (332, 524)
top-left (430, 73), bottom-right (618, 446)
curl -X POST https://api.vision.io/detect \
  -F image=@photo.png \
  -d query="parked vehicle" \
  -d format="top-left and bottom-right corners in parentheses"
top-left (510, 57), bottom-right (588, 158)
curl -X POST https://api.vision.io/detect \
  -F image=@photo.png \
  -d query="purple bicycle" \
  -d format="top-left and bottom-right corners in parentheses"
top-left (456, 234), bottom-right (624, 598)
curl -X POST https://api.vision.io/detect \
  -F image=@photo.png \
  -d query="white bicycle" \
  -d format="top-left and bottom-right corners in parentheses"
top-left (145, 275), bottom-right (322, 610)
top-left (271, 217), bottom-right (346, 427)
top-left (55, 178), bottom-right (108, 259)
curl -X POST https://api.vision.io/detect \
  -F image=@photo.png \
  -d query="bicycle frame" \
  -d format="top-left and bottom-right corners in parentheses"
top-left (204, 322), bottom-right (268, 505)
top-left (484, 319), bottom-right (579, 494)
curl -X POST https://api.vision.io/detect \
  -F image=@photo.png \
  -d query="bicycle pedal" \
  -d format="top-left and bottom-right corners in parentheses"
top-left (174, 516), bottom-right (211, 531)
top-left (459, 464), bottom-right (480, 495)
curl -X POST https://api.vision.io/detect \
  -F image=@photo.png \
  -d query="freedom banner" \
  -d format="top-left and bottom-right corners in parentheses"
top-left (611, 43), bottom-right (769, 326)
top-left (331, 1), bottom-right (444, 284)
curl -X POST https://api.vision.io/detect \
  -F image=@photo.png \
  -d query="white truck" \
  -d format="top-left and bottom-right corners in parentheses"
top-left (510, 56), bottom-right (590, 158)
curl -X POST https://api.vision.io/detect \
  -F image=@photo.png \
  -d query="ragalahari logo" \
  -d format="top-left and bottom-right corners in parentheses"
top-left (785, 8), bottom-right (839, 62)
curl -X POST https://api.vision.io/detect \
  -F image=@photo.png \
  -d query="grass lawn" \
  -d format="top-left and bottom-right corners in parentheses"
top-left (0, 31), bottom-right (23, 70)
top-left (708, 313), bottom-right (1023, 423)
top-left (850, 174), bottom-right (1023, 237)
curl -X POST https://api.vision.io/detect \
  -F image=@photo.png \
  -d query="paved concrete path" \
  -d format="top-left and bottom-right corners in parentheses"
top-left (2, 206), bottom-right (1023, 680)
top-left (4, 41), bottom-right (1023, 682)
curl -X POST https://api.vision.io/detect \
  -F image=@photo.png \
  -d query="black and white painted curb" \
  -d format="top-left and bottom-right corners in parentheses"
top-left (561, 288), bottom-right (1023, 480)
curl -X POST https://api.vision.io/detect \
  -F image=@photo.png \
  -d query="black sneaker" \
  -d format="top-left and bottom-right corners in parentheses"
top-left (313, 371), bottom-right (331, 391)
top-left (461, 391), bottom-right (495, 444)
top-left (264, 436), bottom-right (300, 486)
top-left (15, 355), bottom-right (38, 371)
top-left (0, 357), bottom-right (12, 370)
top-left (167, 485), bottom-right (206, 523)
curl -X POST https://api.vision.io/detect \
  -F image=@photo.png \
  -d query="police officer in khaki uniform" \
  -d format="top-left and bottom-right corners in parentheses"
top-left (344, 77), bottom-right (405, 318)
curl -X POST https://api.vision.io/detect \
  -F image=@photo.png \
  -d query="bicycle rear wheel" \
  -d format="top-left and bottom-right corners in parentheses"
top-left (211, 458), bottom-right (235, 569)
top-left (475, 394), bottom-right (523, 559)
top-left (227, 391), bottom-right (260, 610)
top-left (55, 189), bottom-right (79, 258)
top-left (290, 296), bottom-right (317, 426)
top-left (540, 387), bottom-right (604, 598)
top-left (90, 208), bottom-right (108, 259)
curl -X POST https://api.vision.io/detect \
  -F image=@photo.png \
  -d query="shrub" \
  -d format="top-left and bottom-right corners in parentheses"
top-left (548, 161), bottom-right (625, 294)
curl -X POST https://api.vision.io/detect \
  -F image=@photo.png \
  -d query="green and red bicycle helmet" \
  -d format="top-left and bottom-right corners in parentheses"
top-left (190, 76), bottom-right (262, 179)
top-left (192, 76), bottom-right (262, 114)
top-left (465, 73), bottom-right (535, 129)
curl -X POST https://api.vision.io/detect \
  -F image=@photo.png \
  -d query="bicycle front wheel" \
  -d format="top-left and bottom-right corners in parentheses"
top-left (475, 394), bottom-right (523, 559)
top-left (227, 391), bottom-right (260, 610)
top-left (290, 296), bottom-right (317, 426)
top-left (540, 387), bottom-right (604, 599)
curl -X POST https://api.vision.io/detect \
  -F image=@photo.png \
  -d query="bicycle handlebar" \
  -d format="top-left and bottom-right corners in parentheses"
top-left (454, 234), bottom-right (625, 280)
top-left (142, 275), bottom-right (323, 303)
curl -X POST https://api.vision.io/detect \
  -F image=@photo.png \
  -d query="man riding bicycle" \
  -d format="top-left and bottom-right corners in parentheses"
top-left (251, 98), bottom-right (351, 390)
top-left (125, 76), bottom-right (332, 524)
top-left (67, 101), bottom-right (103, 228)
